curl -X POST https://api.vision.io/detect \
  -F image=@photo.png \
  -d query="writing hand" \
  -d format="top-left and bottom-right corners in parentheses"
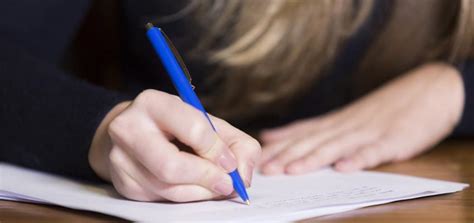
top-left (89, 90), bottom-right (260, 202)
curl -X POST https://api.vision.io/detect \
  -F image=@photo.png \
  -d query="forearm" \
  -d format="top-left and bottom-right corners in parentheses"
top-left (0, 39), bottom-right (131, 182)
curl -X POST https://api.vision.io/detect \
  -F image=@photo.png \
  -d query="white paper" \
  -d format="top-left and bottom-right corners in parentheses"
top-left (0, 163), bottom-right (468, 222)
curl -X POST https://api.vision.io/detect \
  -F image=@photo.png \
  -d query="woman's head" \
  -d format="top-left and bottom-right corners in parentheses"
top-left (193, 0), bottom-right (373, 120)
top-left (158, 0), bottom-right (474, 122)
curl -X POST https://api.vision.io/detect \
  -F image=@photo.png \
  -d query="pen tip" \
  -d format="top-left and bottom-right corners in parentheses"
top-left (145, 22), bottom-right (154, 30)
top-left (245, 200), bottom-right (250, 206)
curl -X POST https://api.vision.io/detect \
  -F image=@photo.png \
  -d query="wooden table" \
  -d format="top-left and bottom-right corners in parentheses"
top-left (1, 140), bottom-right (473, 222)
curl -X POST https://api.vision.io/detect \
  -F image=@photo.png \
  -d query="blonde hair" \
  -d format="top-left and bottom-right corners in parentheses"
top-left (163, 0), bottom-right (474, 122)
top-left (192, 0), bottom-right (374, 121)
top-left (351, 0), bottom-right (474, 97)
top-left (450, 0), bottom-right (474, 60)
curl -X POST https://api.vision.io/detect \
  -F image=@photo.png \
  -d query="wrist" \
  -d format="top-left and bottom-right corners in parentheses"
top-left (89, 101), bottom-right (132, 181)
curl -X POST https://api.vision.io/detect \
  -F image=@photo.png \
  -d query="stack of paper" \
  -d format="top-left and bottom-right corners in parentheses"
top-left (0, 163), bottom-right (468, 222)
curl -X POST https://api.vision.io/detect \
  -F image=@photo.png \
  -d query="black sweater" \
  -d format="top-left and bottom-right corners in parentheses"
top-left (1, 0), bottom-right (473, 182)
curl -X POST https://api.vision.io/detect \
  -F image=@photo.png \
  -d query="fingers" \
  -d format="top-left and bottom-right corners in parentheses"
top-left (260, 139), bottom-right (309, 175)
top-left (286, 132), bottom-right (371, 174)
top-left (109, 159), bottom-right (160, 201)
top-left (134, 90), bottom-right (237, 173)
top-left (110, 156), bottom-right (221, 202)
top-left (210, 116), bottom-right (261, 186)
top-left (334, 133), bottom-right (420, 172)
top-left (156, 184), bottom-right (224, 202)
top-left (107, 89), bottom-right (262, 202)
top-left (334, 142), bottom-right (393, 172)
top-left (108, 113), bottom-right (234, 197)
top-left (109, 146), bottom-right (230, 202)
top-left (259, 140), bottom-right (293, 169)
top-left (260, 123), bottom-right (352, 175)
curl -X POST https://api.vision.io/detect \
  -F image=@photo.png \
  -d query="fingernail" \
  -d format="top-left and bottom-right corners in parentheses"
top-left (212, 178), bottom-right (234, 195)
top-left (218, 149), bottom-right (237, 172)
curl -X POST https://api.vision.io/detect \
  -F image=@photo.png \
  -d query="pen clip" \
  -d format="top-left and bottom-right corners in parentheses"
top-left (159, 28), bottom-right (195, 90)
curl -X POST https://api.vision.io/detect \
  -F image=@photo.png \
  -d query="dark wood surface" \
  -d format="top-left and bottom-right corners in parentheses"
top-left (1, 140), bottom-right (473, 222)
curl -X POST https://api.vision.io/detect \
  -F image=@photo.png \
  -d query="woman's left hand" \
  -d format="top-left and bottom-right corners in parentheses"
top-left (259, 62), bottom-right (465, 175)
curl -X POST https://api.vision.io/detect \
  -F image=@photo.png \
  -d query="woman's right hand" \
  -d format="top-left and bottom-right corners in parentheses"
top-left (88, 89), bottom-right (261, 202)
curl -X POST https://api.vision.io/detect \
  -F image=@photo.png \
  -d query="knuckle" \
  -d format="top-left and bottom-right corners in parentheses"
top-left (235, 138), bottom-right (262, 160)
top-left (108, 116), bottom-right (136, 145)
top-left (136, 90), bottom-right (182, 115)
top-left (108, 116), bottom-right (126, 135)
top-left (108, 148), bottom-right (124, 165)
top-left (160, 94), bottom-right (181, 109)
top-left (246, 138), bottom-right (262, 153)
top-left (135, 89), bottom-right (159, 105)
top-left (136, 90), bottom-right (168, 108)
top-left (188, 120), bottom-right (211, 149)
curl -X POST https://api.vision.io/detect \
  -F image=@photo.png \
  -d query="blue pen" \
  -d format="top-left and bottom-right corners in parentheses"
top-left (145, 23), bottom-right (250, 205)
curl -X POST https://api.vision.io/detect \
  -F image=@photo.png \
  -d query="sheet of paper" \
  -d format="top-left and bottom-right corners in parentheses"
top-left (0, 163), bottom-right (468, 222)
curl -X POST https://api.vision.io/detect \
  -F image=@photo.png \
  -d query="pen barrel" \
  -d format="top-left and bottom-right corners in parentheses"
top-left (146, 26), bottom-right (249, 203)
top-left (146, 27), bottom-right (216, 130)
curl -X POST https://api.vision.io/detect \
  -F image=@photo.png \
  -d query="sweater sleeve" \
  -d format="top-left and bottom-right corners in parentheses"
top-left (452, 60), bottom-right (474, 137)
top-left (0, 38), bottom-right (130, 182)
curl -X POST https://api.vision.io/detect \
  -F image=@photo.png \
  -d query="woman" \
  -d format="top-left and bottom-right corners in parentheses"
top-left (1, 0), bottom-right (473, 203)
